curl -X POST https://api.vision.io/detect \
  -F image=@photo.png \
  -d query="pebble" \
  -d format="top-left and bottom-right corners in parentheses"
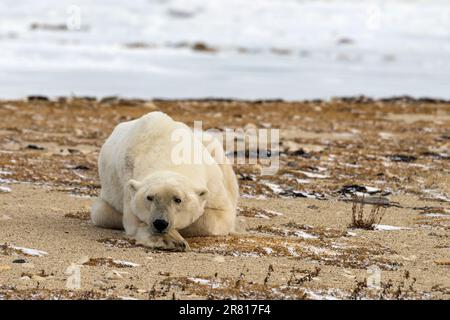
top-left (106, 270), bottom-right (124, 280)
top-left (12, 259), bottom-right (27, 264)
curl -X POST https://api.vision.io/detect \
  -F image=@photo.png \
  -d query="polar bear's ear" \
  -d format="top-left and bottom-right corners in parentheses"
top-left (127, 179), bottom-right (142, 195)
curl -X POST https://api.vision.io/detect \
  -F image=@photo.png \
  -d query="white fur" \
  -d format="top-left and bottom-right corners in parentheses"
top-left (91, 112), bottom-right (239, 251)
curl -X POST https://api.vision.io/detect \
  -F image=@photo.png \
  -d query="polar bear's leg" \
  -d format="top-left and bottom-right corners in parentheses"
top-left (180, 206), bottom-right (236, 237)
top-left (91, 198), bottom-right (123, 230)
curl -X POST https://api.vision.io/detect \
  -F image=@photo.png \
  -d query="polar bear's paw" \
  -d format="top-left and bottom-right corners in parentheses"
top-left (135, 230), bottom-right (190, 252)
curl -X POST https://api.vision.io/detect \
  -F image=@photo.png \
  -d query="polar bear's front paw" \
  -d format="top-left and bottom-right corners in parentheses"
top-left (161, 234), bottom-right (190, 252)
top-left (135, 230), bottom-right (190, 252)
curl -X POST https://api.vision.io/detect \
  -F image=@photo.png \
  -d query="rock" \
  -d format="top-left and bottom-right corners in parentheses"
top-left (12, 259), bottom-right (27, 264)
top-left (191, 42), bottom-right (217, 53)
top-left (26, 144), bottom-right (45, 151)
top-left (388, 154), bottom-right (417, 162)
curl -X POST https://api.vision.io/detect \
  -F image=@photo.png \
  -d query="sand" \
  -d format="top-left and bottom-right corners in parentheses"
top-left (0, 97), bottom-right (449, 299)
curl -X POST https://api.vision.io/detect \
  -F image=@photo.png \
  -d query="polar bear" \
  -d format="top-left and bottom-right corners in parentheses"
top-left (91, 111), bottom-right (239, 251)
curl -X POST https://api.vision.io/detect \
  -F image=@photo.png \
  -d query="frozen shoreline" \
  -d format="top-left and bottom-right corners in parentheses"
top-left (1, 0), bottom-right (449, 100)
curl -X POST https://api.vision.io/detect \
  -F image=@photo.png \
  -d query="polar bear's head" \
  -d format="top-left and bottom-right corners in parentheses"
top-left (127, 172), bottom-right (208, 233)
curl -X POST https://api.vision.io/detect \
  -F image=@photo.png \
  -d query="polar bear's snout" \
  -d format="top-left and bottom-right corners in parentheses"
top-left (153, 219), bottom-right (169, 233)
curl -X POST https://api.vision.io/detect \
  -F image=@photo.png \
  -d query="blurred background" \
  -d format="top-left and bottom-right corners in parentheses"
top-left (0, 0), bottom-right (449, 100)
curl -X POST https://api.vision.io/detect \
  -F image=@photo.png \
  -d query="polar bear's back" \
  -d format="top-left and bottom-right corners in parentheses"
top-left (98, 112), bottom-right (209, 212)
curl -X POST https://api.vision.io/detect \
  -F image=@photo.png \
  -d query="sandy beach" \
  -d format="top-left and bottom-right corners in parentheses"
top-left (0, 97), bottom-right (449, 299)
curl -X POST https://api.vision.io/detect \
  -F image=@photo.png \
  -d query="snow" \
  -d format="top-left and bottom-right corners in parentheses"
top-left (188, 277), bottom-right (211, 285)
top-left (0, 186), bottom-right (11, 193)
top-left (9, 245), bottom-right (48, 257)
top-left (261, 181), bottom-right (284, 194)
top-left (423, 190), bottom-right (450, 203)
top-left (304, 289), bottom-right (339, 300)
top-left (374, 224), bottom-right (410, 231)
top-left (1, 0), bottom-right (449, 100)
top-left (112, 260), bottom-right (140, 267)
top-left (254, 213), bottom-right (270, 220)
top-left (421, 213), bottom-right (448, 217)
top-left (293, 230), bottom-right (318, 239)
top-left (298, 171), bottom-right (330, 179)
top-left (286, 246), bottom-right (299, 257)
top-left (265, 209), bottom-right (283, 216)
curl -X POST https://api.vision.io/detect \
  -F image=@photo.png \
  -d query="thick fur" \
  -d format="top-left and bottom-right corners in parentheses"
top-left (91, 112), bottom-right (239, 251)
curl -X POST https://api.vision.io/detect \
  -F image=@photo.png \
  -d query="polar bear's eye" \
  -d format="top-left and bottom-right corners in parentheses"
top-left (173, 196), bottom-right (182, 204)
top-left (147, 195), bottom-right (154, 201)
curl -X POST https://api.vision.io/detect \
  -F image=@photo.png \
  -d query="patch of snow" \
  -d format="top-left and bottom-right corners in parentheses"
top-left (423, 190), bottom-right (450, 203)
top-left (261, 181), bottom-right (283, 194)
top-left (304, 289), bottom-right (339, 300)
top-left (241, 194), bottom-right (267, 200)
top-left (231, 251), bottom-right (259, 258)
top-left (293, 230), bottom-right (318, 239)
top-left (344, 163), bottom-right (361, 168)
top-left (112, 260), bottom-right (140, 267)
top-left (265, 209), bottom-right (283, 216)
top-left (254, 213), bottom-right (270, 219)
top-left (286, 246), bottom-right (299, 257)
top-left (422, 213), bottom-right (448, 218)
top-left (188, 278), bottom-right (211, 285)
top-left (374, 224), bottom-right (410, 231)
top-left (69, 193), bottom-right (93, 199)
top-left (0, 186), bottom-right (11, 193)
top-left (364, 186), bottom-right (380, 193)
top-left (298, 171), bottom-right (330, 179)
top-left (296, 179), bottom-right (311, 184)
top-left (262, 247), bottom-right (274, 255)
top-left (10, 245), bottom-right (48, 257)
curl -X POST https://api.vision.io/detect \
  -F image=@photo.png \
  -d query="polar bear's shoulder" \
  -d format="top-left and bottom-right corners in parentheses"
top-left (133, 111), bottom-right (187, 134)
top-left (139, 111), bottom-right (173, 125)
top-left (108, 112), bottom-right (177, 141)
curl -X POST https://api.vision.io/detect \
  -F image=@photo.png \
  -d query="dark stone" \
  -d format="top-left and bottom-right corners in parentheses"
top-left (12, 259), bottom-right (26, 264)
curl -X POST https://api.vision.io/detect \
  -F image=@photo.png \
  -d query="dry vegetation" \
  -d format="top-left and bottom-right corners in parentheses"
top-left (349, 197), bottom-right (388, 230)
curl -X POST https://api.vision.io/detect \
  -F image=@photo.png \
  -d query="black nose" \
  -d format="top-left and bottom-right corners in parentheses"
top-left (153, 219), bottom-right (169, 232)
